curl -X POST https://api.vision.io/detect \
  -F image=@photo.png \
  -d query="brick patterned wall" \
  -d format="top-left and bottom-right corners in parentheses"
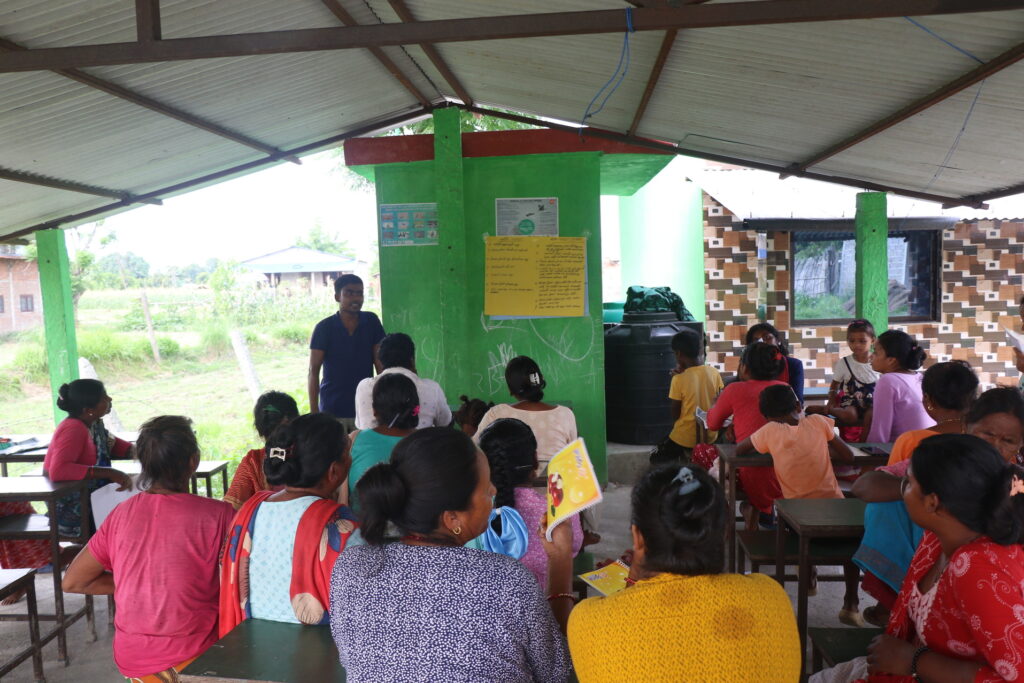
top-left (0, 257), bottom-right (43, 334)
top-left (702, 192), bottom-right (1024, 388)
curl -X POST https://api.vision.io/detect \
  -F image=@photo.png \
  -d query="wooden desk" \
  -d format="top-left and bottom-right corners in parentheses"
top-left (0, 432), bottom-right (138, 477)
top-left (180, 619), bottom-right (345, 682)
top-left (716, 442), bottom-right (889, 572)
top-left (774, 497), bottom-right (866, 672)
top-left (803, 386), bottom-right (830, 404)
top-left (0, 569), bottom-right (44, 682)
top-left (0, 477), bottom-right (95, 664)
top-left (25, 460), bottom-right (231, 499)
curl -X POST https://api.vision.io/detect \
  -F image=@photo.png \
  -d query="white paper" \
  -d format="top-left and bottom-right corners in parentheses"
top-left (90, 477), bottom-right (142, 528)
top-left (1005, 326), bottom-right (1024, 353)
top-left (695, 407), bottom-right (731, 430)
top-left (495, 197), bottom-right (559, 236)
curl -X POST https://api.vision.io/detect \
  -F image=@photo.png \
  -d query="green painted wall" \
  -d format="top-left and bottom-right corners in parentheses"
top-left (35, 228), bottom-right (79, 425)
top-left (371, 143), bottom-right (608, 482)
top-left (616, 159), bottom-right (705, 321)
top-left (855, 192), bottom-right (889, 333)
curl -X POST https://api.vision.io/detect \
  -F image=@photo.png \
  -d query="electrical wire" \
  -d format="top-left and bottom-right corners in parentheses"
top-left (579, 8), bottom-right (635, 134)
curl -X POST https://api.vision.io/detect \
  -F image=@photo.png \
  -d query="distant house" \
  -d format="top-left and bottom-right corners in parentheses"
top-left (240, 246), bottom-right (366, 294)
top-left (0, 244), bottom-right (42, 334)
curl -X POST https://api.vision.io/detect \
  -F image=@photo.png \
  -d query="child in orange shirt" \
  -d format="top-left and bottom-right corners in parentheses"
top-left (737, 385), bottom-right (862, 625)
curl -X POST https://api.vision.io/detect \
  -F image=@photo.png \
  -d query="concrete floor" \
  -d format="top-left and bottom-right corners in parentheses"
top-left (0, 448), bottom-right (873, 681)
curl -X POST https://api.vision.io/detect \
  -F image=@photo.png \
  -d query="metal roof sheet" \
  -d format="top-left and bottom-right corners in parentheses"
top-left (2, 1), bottom-right (1024, 240)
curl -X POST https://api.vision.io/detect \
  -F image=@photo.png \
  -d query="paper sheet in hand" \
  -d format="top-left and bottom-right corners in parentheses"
top-left (1005, 326), bottom-right (1024, 353)
top-left (91, 477), bottom-right (142, 528)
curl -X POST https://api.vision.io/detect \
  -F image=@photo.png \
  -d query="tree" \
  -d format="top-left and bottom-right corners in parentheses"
top-left (295, 223), bottom-right (356, 258)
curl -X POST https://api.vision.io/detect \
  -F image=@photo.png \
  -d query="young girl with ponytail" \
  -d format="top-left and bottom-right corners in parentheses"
top-left (330, 427), bottom-right (573, 683)
top-left (864, 330), bottom-right (931, 443)
top-left (220, 413), bottom-right (358, 634)
top-left (224, 390), bottom-right (299, 510)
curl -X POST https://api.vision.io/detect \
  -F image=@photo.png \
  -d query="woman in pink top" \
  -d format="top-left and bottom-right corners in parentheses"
top-left (707, 342), bottom-right (788, 520)
top-left (43, 379), bottom-right (134, 537)
top-left (62, 415), bottom-right (235, 680)
top-left (864, 330), bottom-right (932, 443)
top-left (478, 417), bottom-right (583, 589)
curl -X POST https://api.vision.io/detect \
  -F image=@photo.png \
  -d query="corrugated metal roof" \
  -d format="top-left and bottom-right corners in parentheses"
top-left (2, 1), bottom-right (1024, 240)
top-left (241, 246), bottom-right (360, 273)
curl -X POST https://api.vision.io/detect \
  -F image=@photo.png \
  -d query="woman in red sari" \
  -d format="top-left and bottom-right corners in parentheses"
top-left (223, 391), bottom-right (299, 510)
top-left (812, 433), bottom-right (1024, 682)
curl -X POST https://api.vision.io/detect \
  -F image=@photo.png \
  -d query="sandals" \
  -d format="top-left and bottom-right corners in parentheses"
top-left (839, 608), bottom-right (866, 627)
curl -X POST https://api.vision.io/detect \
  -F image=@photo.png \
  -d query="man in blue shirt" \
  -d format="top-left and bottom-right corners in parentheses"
top-left (308, 274), bottom-right (385, 428)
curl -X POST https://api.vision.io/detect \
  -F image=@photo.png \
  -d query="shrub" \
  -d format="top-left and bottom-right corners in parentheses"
top-left (0, 374), bottom-right (22, 397)
top-left (129, 336), bottom-right (181, 360)
top-left (11, 344), bottom-right (48, 378)
top-left (77, 330), bottom-right (146, 364)
top-left (199, 324), bottom-right (231, 355)
top-left (271, 323), bottom-right (309, 345)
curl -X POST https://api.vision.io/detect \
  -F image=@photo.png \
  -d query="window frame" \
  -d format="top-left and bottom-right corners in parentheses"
top-left (18, 294), bottom-right (33, 313)
top-left (789, 229), bottom-right (941, 327)
top-left (0, 294), bottom-right (4, 314)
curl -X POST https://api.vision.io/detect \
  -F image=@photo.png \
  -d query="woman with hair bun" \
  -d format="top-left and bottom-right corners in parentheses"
top-left (44, 379), bottom-right (133, 537)
top-left (224, 390), bottom-right (300, 510)
top-left (474, 356), bottom-right (577, 469)
top-left (330, 427), bottom-right (573, 683)
top-left (864, 330), bottom-right (931, 443)
top-left (746, 321), bottom-right (805, 403)
top-left (568, 464), bottom-right (800, 682)
top-left (814, 434), bottom-right (1024, 682)
top-left (220, 413), bottom-right (358, 635)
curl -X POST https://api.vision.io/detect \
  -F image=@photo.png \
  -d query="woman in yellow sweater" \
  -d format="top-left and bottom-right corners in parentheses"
top-left (567, 464), bottom-right (800, 682)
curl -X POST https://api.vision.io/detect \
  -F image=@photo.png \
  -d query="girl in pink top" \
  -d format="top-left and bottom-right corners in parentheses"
top-left (864, 330), bottom-right (932, 443)
top-left (707, 343), bottom-right (788, 519)
top-left (62, 416), bottom-right (235, 680)
top-left (478, 418), bottom-right (583, 589)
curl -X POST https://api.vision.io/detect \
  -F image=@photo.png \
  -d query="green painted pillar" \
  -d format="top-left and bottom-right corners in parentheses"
top-left (855, 192), bottom-right (889, 333)
top-left (433, 107), bottom-right (470, 397)
top-left (35, 229), bottom-right (79, 425)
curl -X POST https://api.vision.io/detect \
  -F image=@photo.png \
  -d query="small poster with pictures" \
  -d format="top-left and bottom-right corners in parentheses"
top-left (496, 197), bottom-right (559, 236)
top-left (379, 202), bottom-right (439, 246)
top-left (545, 438), bottom-right (602, 541)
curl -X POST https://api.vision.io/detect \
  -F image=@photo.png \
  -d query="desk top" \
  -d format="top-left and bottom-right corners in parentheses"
top-left (774, 498), bottom-right (866, 536)
top-left (0, 476), bottom-right (84, 501)
top-left (25, 459), bottom-right (228, 477)
top-left (0, 568), bottom-right (35, 598)
top-left (181, 619), bottom-right (344, 682)
top-left (716, 442), bottom-right (891, 467)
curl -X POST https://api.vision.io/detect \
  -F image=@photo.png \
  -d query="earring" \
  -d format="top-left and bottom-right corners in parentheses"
top-left (452, 525), bottom-right (462, 536)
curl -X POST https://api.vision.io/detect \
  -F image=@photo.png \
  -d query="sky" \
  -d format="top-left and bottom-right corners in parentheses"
top-left (70, 150), bottom-right (380, 272)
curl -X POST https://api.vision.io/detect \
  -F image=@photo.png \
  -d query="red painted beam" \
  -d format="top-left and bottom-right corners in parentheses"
top-left (344, 127), bottom-right (673, 166)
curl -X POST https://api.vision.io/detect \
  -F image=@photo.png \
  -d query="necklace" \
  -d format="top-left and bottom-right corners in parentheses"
top-left (934, 417), bottom-right (964, 431)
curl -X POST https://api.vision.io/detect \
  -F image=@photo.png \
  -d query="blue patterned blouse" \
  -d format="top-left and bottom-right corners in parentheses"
top-left (329, 543), bottom-right (571, 683)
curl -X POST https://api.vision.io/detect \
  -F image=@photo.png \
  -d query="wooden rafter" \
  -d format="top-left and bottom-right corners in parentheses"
top-left (460, 104), bottom-right (990, 209)
top-left (0, 0), bottom-right (1019, 72)
top-left (0, 36), bottom-right (300, 164)
top-left (790, 39), bottom-right (1024, 174)
top-left (0, 167), bottom-right (161, 205)
top-left (628, 29), bottom-right (677, 137)
top-left (135, 0), bottom-right (161, 43)
top-left (387, 0), bottom-right (473, 105)
top-left (319, 0), bottom-right (432, 107)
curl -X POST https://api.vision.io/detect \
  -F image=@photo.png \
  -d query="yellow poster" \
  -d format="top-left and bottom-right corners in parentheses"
top-left (545, 437), bottom-right (602, 541)
top-left (484, 236), bottom-right (586, 317)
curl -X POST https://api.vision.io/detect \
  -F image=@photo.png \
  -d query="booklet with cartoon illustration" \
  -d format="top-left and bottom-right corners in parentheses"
top-left (578, 560), bottom-right (630, 596)
top-left (545, 437), bottom-right (602, 541)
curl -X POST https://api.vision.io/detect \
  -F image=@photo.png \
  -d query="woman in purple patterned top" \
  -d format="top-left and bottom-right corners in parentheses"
top-left (330, 427), bottom-right (573, 683)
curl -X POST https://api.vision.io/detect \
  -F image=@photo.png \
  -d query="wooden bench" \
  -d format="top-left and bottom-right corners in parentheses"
top-left (736, 529), bottom-right (861, 581)
top-left (808, 626), bottom-right (883, 672)
top-left (180, 618), bottom-right (344, 682)
top-left (0, 569), bottom-right (44, 682)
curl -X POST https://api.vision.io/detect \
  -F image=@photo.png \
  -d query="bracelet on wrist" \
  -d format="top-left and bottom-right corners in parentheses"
top-left (910, 645), bottom-right (929, 680)
top-left (546, 592), bottom-right (576, 603)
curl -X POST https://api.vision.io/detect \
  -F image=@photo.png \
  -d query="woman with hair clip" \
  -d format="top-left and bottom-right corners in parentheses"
top-left (343, 373), bottom-right (419, 514)
top-left (746, 321), bottom-right (805, 403)
top-left (44, 378), bottom-right (134, 537)
top-left (814, 433), bottom-right (1024, 682)
top-left (224, 390), bottom-right (300, 510)
top-left (568, 464), bottom-right (800, 682)
top-left (474, 356), bottom-right (577, 469)
top-left (63, 416), bottom-right (235, 682)
top-left (330, 427), bottom-right (573, 683)
top-left (220, 413), bottom-right (358, 635)
top-left (865, 330), bottom-right (931, 443)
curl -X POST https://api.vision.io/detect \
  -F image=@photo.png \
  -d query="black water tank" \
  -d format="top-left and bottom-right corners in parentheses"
top-left (604, 312), bottom-right (703, 444)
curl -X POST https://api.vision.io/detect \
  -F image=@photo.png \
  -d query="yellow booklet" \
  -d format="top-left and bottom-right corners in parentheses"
top-left (578, 561), bottom-right (630, 597)
top-left (545, 437), bottom-right (602, 541)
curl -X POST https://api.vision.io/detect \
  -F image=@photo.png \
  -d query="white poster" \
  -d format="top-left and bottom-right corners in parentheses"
top-left (495, 197), bottom-right (559, 236)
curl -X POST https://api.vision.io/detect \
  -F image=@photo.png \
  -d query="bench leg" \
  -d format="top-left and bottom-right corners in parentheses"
top-left (221, 468), bottom-right (228, 498)
top-left (205, 475), bottom-right (212, 499)
top-left (107, 594), bottom-right (115, 628)
top-left (812, 643), bottom-right (822, 674)
top-left (26, 579), bottom-right (44, 683)
top-left (85, 595), bottom-right (96, 642)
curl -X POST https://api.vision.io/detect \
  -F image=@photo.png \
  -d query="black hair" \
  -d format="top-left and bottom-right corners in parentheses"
top-left (56, 379), bottom-right (106, 418)
top-left (505, 356), bottom-right (546, 402)
top-left (759, 385), bottom-right (799, 419)
top-left (745, 322), bottom-right (790, 356)
top-left (136, 415), bottom-right (198, 492)
top-left (921, 360), bottom-right (978, 412)
top-left (333, 273), bottom-right (363, 295)
top-left (631, 464), bottom-right (727, 575)
top-left (847, 319), bottom-right (876, 339)
top-left (671, 328), bottom-right (702, 359)
top-left (740, 342), bottom-right (785, 381)
top-left (453, 395), bottom-right (494, 431)
top-left (875, 330), bottom-right (927, 371)
top-left (378, 333), bottom-right (415, 371)
top-left (911, 434), bottom-right (1024, 545)
top-left (372, 373), bottom-right (419, 430)
top-left (966, 387), bottom-right (1024, 427)
top-left (263, 413), bottom-right (348, 489)
top-left (357, 427), bottom-right (480, 545)
top-left (478, 418), bottom-right (537, 509)
top-left (253, 391), bottom-right (299, 440)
